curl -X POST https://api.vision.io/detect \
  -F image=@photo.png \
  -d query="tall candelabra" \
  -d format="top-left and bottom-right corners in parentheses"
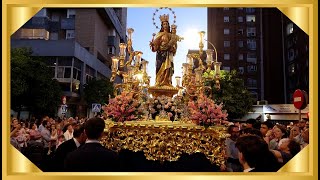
top-left (110, 28), bottom-right (151, 97)
top-left (182, 31), bottom-right (222, 99)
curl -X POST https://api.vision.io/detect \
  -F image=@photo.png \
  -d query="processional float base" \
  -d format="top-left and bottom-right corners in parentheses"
top-left (148, 85), bottom-right (179, 98)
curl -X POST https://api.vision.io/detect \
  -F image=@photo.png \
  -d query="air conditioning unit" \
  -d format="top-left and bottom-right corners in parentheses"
top-left (257, 100), bottom-right (268, 105)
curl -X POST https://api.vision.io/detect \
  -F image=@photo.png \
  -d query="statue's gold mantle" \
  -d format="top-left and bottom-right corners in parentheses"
top-left (148, 86), bottom-right (179, 98)
top-left (102, 121), bottom-right (228, 166)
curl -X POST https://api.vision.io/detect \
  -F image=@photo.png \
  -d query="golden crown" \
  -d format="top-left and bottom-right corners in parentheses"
top-left (171, 24), bottom-right (177, 29)
top-left (159, 14), bottom-right (169, 22)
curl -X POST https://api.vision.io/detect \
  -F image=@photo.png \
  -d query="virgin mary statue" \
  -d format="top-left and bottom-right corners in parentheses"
top-left (149, 14), bottom-right (176, 87)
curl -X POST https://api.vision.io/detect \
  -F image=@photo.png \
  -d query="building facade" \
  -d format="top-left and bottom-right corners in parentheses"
top-left (11, 8), bottom-right (127, 117)
top-left (207, 8), bottom-right (263, 102)
top-left (281, 13), bottom-right (309, 104)
top-left (262, 8), bottom-right (309, 104)
top-left (208, 8), bottom-right (309, 104)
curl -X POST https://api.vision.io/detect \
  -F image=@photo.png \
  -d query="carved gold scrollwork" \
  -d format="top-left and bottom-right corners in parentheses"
top-left (101, 122), bottom-right (228, 166)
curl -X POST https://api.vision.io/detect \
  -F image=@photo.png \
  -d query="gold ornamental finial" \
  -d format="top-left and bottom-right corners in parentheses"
top-left (159, 14), bottom-right (169, 22)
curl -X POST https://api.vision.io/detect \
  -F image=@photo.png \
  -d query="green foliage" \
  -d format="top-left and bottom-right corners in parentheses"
top-left (205, 70), bottom-right (255, 120)
top-left (11, 47), bottom-right (63, 117)
top-left (83, 78), bottom-right (114, 105)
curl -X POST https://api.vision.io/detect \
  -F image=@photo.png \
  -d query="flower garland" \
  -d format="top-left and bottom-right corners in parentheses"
top-left (188, 94), bottom-right (228, 127)
top-left (102, 92), bottom-right (144, 122)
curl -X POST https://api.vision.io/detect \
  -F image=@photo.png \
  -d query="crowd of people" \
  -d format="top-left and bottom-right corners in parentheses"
top-left (9, 116), bottom-right (99, 171)
top-left (225, 118), bottom-right (309, 172)
top-left (9, 115), bottom-right (309, 172)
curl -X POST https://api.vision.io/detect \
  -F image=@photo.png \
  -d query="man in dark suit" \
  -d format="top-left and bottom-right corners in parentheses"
top-left (64, 117), bottom-right (120, 172)
top-left (235, 135), bottom-right (280, 172)
top-left (52, 124), bottom-right (86, 171)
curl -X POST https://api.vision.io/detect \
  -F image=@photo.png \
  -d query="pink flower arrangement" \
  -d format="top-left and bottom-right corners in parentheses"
top-left (102, 92), bottom-right (144, 122)
top-left (188, 94), bottom-right (228, 127)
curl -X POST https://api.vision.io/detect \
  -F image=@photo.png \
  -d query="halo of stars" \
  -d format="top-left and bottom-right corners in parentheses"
top-left (152, 7), bottom-right (177, 29)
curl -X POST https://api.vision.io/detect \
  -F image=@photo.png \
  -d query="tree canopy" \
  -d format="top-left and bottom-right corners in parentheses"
top-left (83, 78), bottom-right (114, 106)
top-left (11, 47), bottom-right (62, 118)
top-left (204, 70), bottom-right (255, 120)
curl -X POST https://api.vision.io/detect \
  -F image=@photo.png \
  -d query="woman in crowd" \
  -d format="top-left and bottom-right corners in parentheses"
top-left (271, 138), bottom-right (301, 166)
top-left (48, 124), bottom-right (58, 155)
top-left (289, 125), bottom-right (300, 140)
top-left (28, 122), bottom-right (42, 143)
top-left (266, 125), bottom-right (287, 150)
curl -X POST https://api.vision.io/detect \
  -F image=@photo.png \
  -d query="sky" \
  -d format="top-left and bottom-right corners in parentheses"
top-left (127, 7), bottom-right (208, 86)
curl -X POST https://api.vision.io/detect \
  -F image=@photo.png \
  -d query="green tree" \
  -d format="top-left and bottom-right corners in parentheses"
top-left (83, 78), bottom-right (114, 106)
top-left (11, 47), bottom-right (62, 118)
top-left (204, 70), bottom-right (255, 120)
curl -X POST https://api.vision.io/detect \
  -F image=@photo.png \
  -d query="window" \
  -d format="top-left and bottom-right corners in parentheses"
top-left (67, 9), bottom-right (76, 18)
top-left (86, 65), bottom-right (95, 83)
top-left (238, 29), bottom-right (244, 35)
top-left (287, 23), bottom-right (294, 35)
top-left (51, 13), bottom-right (60, 22)
top-left (108, 46), bottom-right (115, 55)
top-left (246, 8), bottom-right (255, 13)
top-left (86, 74), bottom-right (94, 83)
top-left (246, 15), bottom-right (256, 22)
top-left (238, 54), bottom-right (244, 60)
top-left (57, 67), bottom-right (72, 78)
top-left (224, 41), bottom-right (230, 47)
top-left (247, 78), bottom-right (257, 88)
top-left (247, 56), bottom-right (257, 64)
top-left (223, 66), bottom-right (231, 72)
top-left (238, 16), bottom-right (243, 23)
top-left (247, 65), bottom-right (257, 73)
top-left (64, 67), bottom-right (71, 78)
top-left (247, 52), bottom-right (256, 59)
top-left (238, 41), bottom-right (244, 47)
top-left (288, 63), bottom-right (295, 74)
top-left (73, 68), bottom-right (81, 80)
top-left (224, 54), bottom-right (230, 60)
top-left (239, 67), bottom-right (244, 74)
top-left (66, 30), bottom-right (75, 39)
top-left (288, 49), bottom-right (295, 61)
top-left (247, 27), bottom-right (256, 37)
top-left (247, 52), bottom-right (257, 63)
top-left (224, 16), bottom-right (230, 22)
top-left (224, 29), bottom-right (230, 35)
top-left (223, 8), bottom-right (230, 10)
top-left (287, 39), bottom-right (293, 48)
top-left (247, 39), bottom-right (257, 50)
top-left (57, 67), bottom-right (64, 78)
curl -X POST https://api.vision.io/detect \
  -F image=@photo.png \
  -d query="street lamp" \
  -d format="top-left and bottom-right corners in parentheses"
top-left (73, 79), bottom-right (80, 90)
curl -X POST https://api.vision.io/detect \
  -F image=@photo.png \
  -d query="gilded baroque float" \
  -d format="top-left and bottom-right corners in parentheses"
top-left (102, 120), bottom-right (229, 166)
top-left (104, 7), bottom-right (228, 167)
